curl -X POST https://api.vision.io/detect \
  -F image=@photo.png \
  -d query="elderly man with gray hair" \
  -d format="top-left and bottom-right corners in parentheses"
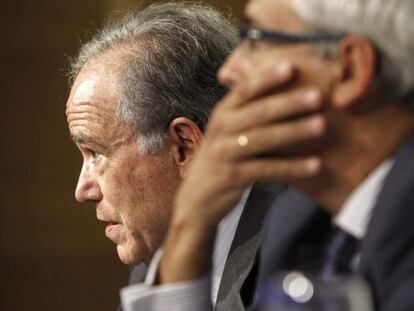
top-left (122, 0), bottom-right (414, 310)
top-left (65, 2), bottom-right (293, 310)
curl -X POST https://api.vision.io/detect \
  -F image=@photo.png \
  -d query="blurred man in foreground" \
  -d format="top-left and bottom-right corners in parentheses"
top-left (122, 0), bottom-right (414, 310)
top-left (66, 3), bottom-right (293, 310)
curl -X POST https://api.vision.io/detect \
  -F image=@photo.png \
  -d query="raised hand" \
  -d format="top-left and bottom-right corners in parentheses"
top-left (160, 61), bottom-right (326, 284)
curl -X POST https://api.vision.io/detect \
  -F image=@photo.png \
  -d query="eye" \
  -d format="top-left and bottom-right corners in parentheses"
top-left (88, 149), bottom-right (103, 161)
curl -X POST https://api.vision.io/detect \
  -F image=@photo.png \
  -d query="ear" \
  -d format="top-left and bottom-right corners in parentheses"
top-left (330, 36), bottom-right (377, 110)
top-left (168, 117), bottom-right (203, 178)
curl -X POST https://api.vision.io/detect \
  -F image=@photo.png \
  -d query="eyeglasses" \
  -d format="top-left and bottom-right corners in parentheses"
top-left (239, 27), bottom-right (343, 56)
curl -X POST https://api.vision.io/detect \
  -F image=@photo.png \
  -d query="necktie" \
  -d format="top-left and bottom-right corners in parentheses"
top-left (321, 226), bottom-right (361, 278)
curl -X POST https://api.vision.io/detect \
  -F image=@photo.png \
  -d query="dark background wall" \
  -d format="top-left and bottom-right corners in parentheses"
top-left (1, 1), bottom-right (243, 310)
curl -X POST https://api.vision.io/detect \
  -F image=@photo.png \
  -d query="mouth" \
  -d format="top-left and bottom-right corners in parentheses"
top-left (97, 218), bottom-right (121, 241)
top-left (105, 222), bottom-right (119, 232)
top-left (105, 222), bottom-right (120, 240)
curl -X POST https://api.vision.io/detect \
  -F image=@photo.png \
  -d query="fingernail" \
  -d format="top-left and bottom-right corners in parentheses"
top-left (274, 61), bottom-right (293, 78)
top-left (306, 158), bottom-right (321, 173)
top-left (303, 89), bottom-right (321, 107)
top-left (309, 116), bottom-right (325, 134)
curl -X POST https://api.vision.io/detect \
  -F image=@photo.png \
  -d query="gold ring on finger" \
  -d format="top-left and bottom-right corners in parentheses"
top-left (237, 135), bottom-right (249, 148)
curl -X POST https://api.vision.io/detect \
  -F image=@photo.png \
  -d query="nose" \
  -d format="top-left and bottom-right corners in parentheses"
top-left (218, 45), bottom-right (250, 89)
top-left (75, 163), bottom-right (103, 203)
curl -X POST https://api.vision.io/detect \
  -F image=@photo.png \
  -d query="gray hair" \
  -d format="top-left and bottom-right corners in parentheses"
top-left (69, 2), bottom-right (238, 153)
top-left (291, 0), bottom-right (414, 108)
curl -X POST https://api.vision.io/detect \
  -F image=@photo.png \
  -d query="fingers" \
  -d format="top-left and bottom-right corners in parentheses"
top-left (224, 87), bottom-right (323, 135)
top-left (207, 85), bottom-right (323, 138)
top-left (222, 61), bottom-right (296, 109)
top-left (237, 156), bottom-right (322, 183)
top-left (233, 115), bottom-right (326, 159)
top-left (211, 113), bottom-right (325, 161)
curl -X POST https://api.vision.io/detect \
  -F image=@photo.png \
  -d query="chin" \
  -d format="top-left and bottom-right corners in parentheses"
top-left (116, 244), bottom-right (149, 266)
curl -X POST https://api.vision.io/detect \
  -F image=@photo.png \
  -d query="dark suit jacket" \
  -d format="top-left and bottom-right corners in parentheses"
top-left (256, 135), bottom-right (414, 311)
top-left (118, 182), bottom-right (286, 311)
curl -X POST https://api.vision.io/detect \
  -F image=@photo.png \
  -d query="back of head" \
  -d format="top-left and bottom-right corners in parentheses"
top-left (69, 2), bottom-right (238, 153)
top-left (292, 0), bottom-right (414, 109)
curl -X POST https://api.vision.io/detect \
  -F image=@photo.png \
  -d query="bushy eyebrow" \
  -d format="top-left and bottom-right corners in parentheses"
top-left (71, 133), bottom-right (106, 150)
top-left (71, 133), bottom-right (89, 145)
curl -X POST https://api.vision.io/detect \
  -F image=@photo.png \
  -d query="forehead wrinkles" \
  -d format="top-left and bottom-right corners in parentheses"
top-left (67, 101), bottom-right (131, 147)
top-left (67, 100), bottom-right (115, 130)
top-left (67, 51), bottom-right (138, 148)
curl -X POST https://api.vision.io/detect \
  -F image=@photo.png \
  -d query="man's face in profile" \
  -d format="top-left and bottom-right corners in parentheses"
top-left (66, 55), bottom-right (181, 265)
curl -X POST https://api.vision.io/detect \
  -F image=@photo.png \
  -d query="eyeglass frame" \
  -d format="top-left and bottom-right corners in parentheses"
top-left (239, 27), bottom-right (344, 54)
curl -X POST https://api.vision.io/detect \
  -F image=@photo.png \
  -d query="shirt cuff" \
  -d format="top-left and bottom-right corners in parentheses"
top-left (120, 249), bottom-right (212, 311)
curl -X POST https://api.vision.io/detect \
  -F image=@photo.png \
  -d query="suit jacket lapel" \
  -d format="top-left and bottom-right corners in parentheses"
top-left (128, 264), bottom-right (148, 285)
top-left (215, 182), bottom-right (286, 311)
top-left (257, 188), bottom-right (330, 289)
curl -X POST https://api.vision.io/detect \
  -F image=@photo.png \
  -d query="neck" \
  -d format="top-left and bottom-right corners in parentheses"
top-left (294, 103), bottom-right (414, 214)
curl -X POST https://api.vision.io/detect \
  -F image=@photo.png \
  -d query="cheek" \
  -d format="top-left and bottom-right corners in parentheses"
top-left (99, 152), bottom-right (179, 247)
top-left (295, 57), bottom-right (335, 93)
top-left (119, 179), bottom-right (173, 256)
top-left (113, 163), bottom-right (174, 228)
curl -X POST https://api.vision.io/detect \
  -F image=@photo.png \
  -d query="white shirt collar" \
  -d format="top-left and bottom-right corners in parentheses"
top-left (334, 159), bottom-right (394, 239)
